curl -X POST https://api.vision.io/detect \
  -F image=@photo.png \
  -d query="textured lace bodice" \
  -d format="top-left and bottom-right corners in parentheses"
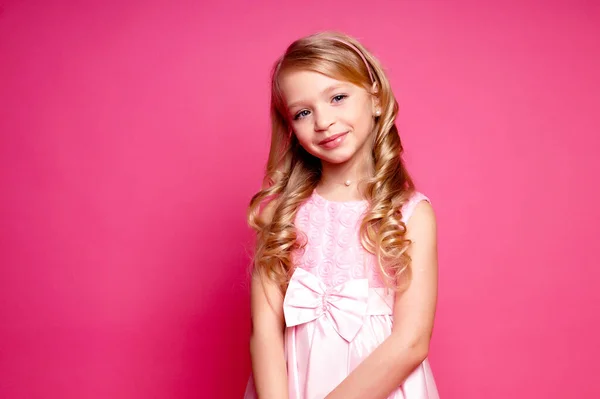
top-left (292, 190), bottom-right (427, 288)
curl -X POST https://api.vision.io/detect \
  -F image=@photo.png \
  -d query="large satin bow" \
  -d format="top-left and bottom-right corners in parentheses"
top-left (283, 268), bottom-right (369, 342)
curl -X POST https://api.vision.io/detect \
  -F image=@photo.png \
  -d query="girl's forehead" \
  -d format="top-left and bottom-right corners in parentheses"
top-left (280, 70), bottom-right (349, 90)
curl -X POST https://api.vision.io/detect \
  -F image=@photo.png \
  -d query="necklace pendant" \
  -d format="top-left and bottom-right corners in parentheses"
top-left (344, 180), bottom-right (351, 186)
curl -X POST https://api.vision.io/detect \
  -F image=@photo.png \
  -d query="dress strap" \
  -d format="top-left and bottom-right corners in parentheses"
top-left (401, 192), bottom-right (430, 223)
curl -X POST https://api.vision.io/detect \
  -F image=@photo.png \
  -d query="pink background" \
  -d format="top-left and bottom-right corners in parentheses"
top-left (1, 1), bottom-right (599, 398)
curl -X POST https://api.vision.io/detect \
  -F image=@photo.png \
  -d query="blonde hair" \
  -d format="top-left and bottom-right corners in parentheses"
top-left (247, 31), bottom-right (416, 293)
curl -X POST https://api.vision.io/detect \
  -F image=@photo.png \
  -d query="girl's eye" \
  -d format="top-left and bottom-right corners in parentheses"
top-left (294, 110), bottom-right (310, 120)
top-left (332, 94), bottom-right (348, 103)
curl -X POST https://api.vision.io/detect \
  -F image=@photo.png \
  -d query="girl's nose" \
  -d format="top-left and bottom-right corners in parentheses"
top-left (313, 109), bottom-right (335, 132)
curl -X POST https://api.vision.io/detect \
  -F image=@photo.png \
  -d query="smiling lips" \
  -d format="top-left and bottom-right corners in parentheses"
top-left (319, 132), bottom-right (348, 149)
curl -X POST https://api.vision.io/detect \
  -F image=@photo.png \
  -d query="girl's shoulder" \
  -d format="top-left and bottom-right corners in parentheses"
top-left (399, 191), bottom-right (432, 224)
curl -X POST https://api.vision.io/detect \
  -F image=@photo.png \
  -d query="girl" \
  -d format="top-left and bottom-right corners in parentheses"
top-left (244, 31), bottom-right (439, 399)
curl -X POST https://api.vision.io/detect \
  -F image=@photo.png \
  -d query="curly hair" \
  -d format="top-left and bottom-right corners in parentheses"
top-left (247, 31), bottom-right (416, 293)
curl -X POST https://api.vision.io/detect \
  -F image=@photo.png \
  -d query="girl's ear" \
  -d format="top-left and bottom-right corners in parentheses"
top-left (371, 82), bottom-right (381, 116)
top-left (371, 81), bottom-right (379, 94)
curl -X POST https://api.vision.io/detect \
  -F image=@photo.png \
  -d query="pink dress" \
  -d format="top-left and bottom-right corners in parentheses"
top-left (245, 190), bottom-right (439, 399)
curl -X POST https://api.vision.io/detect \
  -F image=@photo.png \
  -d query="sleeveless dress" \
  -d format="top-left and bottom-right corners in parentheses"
top-left (244, 190), bottom-right (439, 399)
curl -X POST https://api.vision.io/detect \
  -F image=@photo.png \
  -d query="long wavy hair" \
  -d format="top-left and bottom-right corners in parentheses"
top-left (247, 31), bottom-right (416, 293)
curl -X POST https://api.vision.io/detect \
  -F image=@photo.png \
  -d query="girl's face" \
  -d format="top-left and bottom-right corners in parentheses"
top-left (279, 70), bottom-right (378, 167)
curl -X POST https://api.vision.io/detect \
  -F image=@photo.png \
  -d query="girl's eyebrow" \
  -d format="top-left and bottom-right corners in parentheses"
top-left (287, 84), bottom-right (350, 109)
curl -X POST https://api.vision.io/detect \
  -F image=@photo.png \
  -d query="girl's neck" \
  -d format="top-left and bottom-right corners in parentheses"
top-left (317, 156), bottom-right (373, 202)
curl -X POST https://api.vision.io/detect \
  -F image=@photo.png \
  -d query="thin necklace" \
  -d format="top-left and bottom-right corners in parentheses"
top-left (320, 176), bottom-right (357, 187)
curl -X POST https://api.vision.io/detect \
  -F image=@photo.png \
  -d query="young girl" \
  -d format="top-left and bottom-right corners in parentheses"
top-left (244, 31), bottom-right (439, 399)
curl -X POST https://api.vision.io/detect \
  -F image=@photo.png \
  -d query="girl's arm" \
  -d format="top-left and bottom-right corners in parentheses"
top-left (325, 201), bottom-right (439, 399)
top-left (249, 202), bottom-right (289, 399)
top-left (250, 273), bottom-right (288, 398)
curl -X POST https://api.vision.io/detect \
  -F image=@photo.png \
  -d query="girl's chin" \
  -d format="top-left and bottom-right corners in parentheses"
top-left (307, 145), bottom-right (358, 165)
top-left (317, 153), bottom-right (355, 165)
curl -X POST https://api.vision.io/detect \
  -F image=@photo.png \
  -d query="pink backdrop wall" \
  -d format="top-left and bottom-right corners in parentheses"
top-left (1, 1), bottom-right (599, 398)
